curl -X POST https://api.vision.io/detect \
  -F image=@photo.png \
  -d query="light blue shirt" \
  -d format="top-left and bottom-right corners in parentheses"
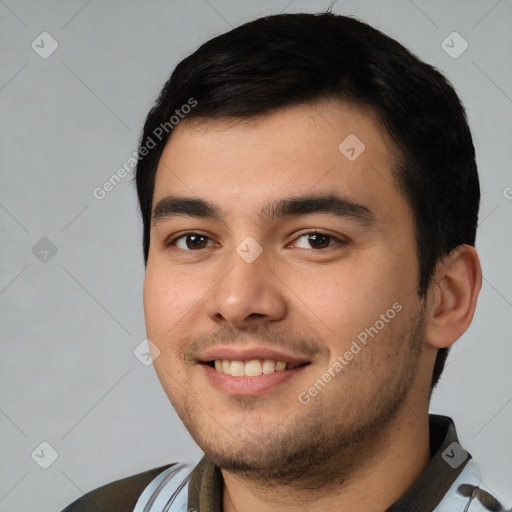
top-left (133, 458), bottom-right (507, 512)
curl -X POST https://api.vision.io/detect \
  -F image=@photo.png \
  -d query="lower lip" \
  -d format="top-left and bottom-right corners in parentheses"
top-left (200, 364), bottom-right (308, 396)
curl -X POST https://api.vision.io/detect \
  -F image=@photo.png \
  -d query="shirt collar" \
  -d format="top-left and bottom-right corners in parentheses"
top-left (387, 414), bottom-right (470, 511)
top-left (188, 414), bottom-right (470, 512)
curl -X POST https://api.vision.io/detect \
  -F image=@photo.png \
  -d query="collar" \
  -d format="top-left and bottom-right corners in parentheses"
top-left (386, 414), bottom-right (470, 511)
top-left (188, 414), bottom-right (470, 512)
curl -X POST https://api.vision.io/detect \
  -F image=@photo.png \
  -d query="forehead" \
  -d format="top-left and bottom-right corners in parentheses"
top-left (152, 101), bottom-right (407, 225)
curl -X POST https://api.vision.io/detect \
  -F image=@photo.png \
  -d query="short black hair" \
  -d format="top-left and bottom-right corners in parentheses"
top-left (135, 11), bottom-right (480, 391)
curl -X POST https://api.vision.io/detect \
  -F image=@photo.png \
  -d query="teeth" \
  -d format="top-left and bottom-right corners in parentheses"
top-left (262, 359), bottom-right (276, 374)
top-left (229, 360), bottom-right (245, 377)
top-left (275, 361), bottom-right (286, 372)
top-left (222, 360), bottom-right (231, 374)
top-left (212, 359), bottom-right (299, 376)
top-left (244, 359), bottom-right (262, 377)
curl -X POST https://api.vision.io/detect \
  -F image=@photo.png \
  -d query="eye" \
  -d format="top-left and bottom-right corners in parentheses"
top-left (166, 233), bottom-right (217, 251)
top-left (290, 232), bottom-right (346, 250)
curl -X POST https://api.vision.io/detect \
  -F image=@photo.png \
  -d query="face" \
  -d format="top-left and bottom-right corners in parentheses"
top-left (143, 101), bottom-right (429, 482)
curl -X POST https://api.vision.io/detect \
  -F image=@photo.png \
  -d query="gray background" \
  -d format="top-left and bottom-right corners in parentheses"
top-left (0, 0), bottom-right (511, 510)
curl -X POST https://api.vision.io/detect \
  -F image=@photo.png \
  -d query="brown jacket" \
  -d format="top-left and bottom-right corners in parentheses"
top-left (61, 464), bottom-right (174, 511)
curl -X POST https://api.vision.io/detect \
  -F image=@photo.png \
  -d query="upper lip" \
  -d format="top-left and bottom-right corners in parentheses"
top-left (196, 345), bottom-right (311, 365)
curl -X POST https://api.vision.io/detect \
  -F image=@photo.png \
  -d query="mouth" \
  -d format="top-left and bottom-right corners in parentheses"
top-left (204, 358), bottom-right (308, 377)
top-left (196, 347), bottom-right (312, 395)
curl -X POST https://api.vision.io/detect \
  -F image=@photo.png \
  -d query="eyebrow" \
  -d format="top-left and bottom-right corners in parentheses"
top-left (152, 193), bottom-right (376, 227)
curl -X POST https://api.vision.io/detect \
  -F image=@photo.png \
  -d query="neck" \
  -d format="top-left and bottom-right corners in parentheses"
top-left (221, 405), bottom-right (431, 512)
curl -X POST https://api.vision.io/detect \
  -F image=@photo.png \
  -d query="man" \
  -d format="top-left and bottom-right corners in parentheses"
top-left (62, 11), bottom-right (507, 512)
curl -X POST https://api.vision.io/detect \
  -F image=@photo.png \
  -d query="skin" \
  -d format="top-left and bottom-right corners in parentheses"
top-left (143, 100), bottom-right (482, 512)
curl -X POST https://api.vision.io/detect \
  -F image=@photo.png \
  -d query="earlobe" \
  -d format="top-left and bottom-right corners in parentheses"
top-left (425, 244), bottom-right (482, 349)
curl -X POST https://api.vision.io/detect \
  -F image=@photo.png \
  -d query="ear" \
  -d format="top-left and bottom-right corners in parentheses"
top-left (425, 244), bottom-right (482, 349)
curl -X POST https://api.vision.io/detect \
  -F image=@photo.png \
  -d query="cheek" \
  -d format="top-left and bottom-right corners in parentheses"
top-left (143, 264), bottom-right (202, 343)
top-left (296, 252), bottom-right (413, 346)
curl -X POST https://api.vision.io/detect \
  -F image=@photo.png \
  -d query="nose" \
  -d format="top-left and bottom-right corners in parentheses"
top-left (205, 242), bottom-right (288, 328)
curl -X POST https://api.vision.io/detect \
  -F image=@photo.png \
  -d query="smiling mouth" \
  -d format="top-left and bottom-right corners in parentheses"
top-left (204, 359), bottom-right (309, 377)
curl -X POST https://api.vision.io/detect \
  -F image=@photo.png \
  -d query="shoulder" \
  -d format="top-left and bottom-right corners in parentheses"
top-left (60, 463), bottom-right (176, 512)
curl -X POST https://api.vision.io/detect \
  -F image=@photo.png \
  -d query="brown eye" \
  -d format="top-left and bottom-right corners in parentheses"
top-left (291, 232), bottom-right (346, 250)
top-left (307, 233), bottom-right (331, 249)
top-left (167, 233), bottom-right (215, 251)
top-left (185, 234), bottom-right (209, 249)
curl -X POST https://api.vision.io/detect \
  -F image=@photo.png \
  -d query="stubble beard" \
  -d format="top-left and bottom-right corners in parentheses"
top-left (166, 308), bottom-right (426, 490)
